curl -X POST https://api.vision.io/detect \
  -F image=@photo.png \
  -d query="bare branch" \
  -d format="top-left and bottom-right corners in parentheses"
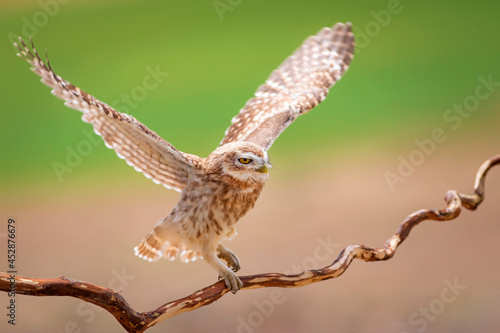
top-left (1, 155), bottom-right (499, 332)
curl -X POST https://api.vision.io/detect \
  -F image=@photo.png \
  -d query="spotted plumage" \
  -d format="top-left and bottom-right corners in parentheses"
top-left (15, 22), bottom-right (354, 293)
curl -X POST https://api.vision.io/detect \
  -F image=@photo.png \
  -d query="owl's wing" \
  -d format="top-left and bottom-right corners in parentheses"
top-left (15, 38), bottom-right (200, 192)
top-left (220, 22), bottom-right (354, 151)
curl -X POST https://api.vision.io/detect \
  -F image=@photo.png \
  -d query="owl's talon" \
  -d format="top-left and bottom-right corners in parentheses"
top-left (220, 270), bottom-right (243, 293)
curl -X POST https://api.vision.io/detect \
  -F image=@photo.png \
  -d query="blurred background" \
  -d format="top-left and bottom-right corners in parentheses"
top-left (1, 0), bottom-right (500, 332)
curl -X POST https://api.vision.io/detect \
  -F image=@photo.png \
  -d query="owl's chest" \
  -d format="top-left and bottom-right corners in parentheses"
top-left (174, 176), bottom-right (265, 231)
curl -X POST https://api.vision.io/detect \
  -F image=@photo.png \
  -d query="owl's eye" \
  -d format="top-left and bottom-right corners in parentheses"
top-left (238, 157), bottom-right (252, 164)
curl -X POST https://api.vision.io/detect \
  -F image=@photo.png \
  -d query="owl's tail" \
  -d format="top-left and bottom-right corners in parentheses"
top-left (134, 224), bottom-right (202, 263)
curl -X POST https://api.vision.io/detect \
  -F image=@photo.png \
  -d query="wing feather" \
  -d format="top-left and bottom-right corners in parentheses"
top-left (14, 37), bottom-right (199, 192)
top-left (220, 22), bottom-right (355, 151)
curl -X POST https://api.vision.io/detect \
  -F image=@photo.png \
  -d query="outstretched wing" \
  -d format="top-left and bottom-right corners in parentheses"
top-left (220, 22), bottom-right (354, 151)
top-left (14, 38), bottom-right (200, 192)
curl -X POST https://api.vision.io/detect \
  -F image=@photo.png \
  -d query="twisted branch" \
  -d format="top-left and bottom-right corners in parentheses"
top-left (1, 155), bottom-right (499, 332)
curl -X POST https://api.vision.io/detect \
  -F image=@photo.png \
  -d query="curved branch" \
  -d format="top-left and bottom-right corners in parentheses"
top-left (1, 155), bottom-right (499, 332)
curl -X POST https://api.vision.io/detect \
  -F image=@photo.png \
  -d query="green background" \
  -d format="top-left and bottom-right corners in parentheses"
top-left (1, 0), bottom-right (499, 193)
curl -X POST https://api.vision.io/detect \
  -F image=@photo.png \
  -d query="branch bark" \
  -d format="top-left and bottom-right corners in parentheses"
top-left (1, 155), bottom-right (499, 332)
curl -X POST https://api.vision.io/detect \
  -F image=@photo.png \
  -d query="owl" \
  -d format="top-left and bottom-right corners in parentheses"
top-left (15, 23), bottom-right (354, 293)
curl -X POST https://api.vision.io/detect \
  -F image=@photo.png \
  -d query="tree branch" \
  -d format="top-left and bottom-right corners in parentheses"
top-left (1, 155), bottom-right (499, 332)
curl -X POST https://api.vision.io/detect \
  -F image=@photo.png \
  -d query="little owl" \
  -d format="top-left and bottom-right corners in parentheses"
top-left (15, 22), bottom-right (354, 293)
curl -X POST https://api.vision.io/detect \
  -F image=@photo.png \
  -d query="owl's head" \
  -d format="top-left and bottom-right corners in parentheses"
top-left (206, 142), bottom-right (270, 182)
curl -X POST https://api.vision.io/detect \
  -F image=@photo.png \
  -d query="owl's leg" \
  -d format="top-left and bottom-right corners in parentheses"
top-left (217, 244), bottom-right (241, 272)
top-left (203, 247), bottom-right (243, 293)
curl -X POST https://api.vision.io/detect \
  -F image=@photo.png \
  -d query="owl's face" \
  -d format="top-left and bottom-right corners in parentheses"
top-left (207, 142), bottom-right (270, 182)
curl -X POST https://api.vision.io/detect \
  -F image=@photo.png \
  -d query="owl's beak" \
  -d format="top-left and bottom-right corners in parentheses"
top-left (257, 164), bottom-right (268, 174)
